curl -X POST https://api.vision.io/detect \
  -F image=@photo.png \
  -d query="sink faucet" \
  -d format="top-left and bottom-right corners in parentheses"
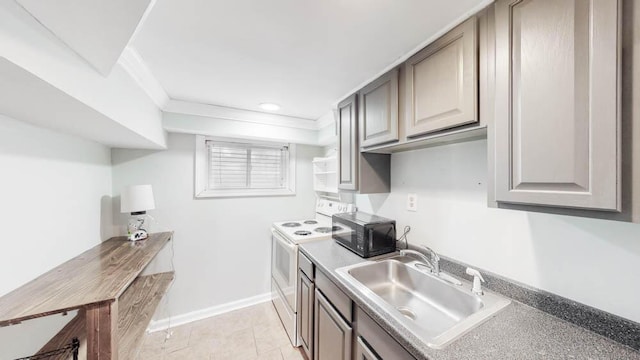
top-left (400, 245), bottom-right (440, 275)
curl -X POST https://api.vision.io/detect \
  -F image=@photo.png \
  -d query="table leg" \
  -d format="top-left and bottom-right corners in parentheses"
top-left (86, 301), bottom-right (118, 360)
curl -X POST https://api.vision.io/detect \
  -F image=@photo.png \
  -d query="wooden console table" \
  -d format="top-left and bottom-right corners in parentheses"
top-left (0, 232), bottom-right (174, 360)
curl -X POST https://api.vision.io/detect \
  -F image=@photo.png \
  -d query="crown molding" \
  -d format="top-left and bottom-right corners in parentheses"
top-left (316, 110), bottom-right (336, 130)
top-left (118, 46), bottom-right (170, 108)
top-left (164, 99), bottom-right (320, 131)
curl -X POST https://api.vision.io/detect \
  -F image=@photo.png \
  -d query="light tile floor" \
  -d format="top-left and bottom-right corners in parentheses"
top-left (137, 302), bottom-right (306, 360)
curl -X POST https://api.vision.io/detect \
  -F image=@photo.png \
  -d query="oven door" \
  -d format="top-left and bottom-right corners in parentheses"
top-left (271, 229), bottom-right (297, 310)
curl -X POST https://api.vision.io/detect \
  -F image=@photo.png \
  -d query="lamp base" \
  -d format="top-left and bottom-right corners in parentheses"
top-left (129, 230), bottom-right (149, 241)
top-left (127, 214), bottom-right (149, 241)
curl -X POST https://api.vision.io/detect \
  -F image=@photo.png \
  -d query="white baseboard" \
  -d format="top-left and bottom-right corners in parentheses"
top-left (147, 292), bottom-right (273, 333)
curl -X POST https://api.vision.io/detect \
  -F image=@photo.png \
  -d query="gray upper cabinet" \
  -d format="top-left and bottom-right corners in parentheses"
top-left (359, 69), bottom-right (399, 148)
top-left (405, 17), bottom-right (478, 138)
top-left (494, 0), bottom-right (621, 211)
top-left (338, 94), bottom-right (358, 191)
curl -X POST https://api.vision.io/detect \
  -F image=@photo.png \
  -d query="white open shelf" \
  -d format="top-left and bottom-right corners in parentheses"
top-left (313, 156), bottom-right (338, 194)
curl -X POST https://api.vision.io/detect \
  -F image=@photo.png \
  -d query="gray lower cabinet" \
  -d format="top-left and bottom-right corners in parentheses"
top-left (355, 307), bottom-right (415, 360)
top-left (493, 0), bottom-right (621, 211)
top-left (355, 337), bottom-right (381, 360)
top-left (404, 16), bottom-right (478, 138)
top-left (359, 69), bottom-right (399, 148)
top-left (301, 259), bottom-right (416, 360)
top-left (314, 289), bottom-right (352, 360)
top-left (297, 270), bottom-right (314, 359)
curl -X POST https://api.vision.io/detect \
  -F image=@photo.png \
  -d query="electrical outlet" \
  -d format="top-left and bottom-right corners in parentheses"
top-left (407, 193), bottom-right (418, 212)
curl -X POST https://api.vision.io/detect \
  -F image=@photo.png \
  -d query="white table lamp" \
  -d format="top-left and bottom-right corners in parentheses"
top-left (121, 184), bottom-right (155, 241)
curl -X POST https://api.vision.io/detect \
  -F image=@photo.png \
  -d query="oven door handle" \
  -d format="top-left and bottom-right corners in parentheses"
top-left (272, 229), bottom-right (296, 251)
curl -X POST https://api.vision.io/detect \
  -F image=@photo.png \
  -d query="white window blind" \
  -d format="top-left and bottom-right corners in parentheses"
top-left (206, 140), bottom-right (289, 190)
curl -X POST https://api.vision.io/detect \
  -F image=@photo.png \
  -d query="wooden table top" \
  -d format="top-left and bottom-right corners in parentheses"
top-left (0, 231), bottom-right (173, 326)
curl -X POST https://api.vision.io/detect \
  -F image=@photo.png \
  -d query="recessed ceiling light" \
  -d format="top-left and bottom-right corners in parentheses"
top-left (259, 103), bottom-right (280, 111)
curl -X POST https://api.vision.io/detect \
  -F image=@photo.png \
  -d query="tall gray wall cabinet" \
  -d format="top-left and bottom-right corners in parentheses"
top-left (493, 0), bottom-right (621, 211)
top-left (337, 94), bottom-right (391, 193)
top-left (338, 94), bottom-right (359, 190)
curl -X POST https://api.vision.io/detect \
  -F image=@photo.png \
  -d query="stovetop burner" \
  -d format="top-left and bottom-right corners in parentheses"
top-left (294, 230), bottom-right (312, 236)
top-left (304, 220), bottom-right (318, 224)
top-left (314, 226), bottom-right (344, 234)
top-left (282, 222), bottom-right (301, 227)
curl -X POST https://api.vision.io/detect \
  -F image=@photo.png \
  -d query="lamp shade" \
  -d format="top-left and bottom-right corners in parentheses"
top-left (121, 185), bottom-right (155, 213)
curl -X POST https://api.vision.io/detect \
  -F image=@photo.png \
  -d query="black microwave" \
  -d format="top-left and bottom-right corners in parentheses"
top-left (332, 212), bottom-right (396, 258)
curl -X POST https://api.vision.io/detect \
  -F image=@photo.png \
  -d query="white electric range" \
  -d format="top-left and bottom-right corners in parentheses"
top-left (271, 198), bottom-right (354, 347)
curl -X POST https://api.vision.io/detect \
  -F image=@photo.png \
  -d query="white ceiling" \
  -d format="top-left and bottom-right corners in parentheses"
top-left (17, 0), bottom-right (152, 75)
top-left (133, 0), bottom-right (489, 120)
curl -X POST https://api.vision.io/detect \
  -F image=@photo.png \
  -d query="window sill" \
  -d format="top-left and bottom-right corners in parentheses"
top-left (195, 189), bottom-right (296, 199)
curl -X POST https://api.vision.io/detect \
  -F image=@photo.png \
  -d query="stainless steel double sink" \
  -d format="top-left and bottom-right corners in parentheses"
top-left (335, 255), bottom-right (511, 349)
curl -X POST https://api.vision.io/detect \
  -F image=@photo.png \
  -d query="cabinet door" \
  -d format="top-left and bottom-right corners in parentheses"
top-left (405, 17), bottom-right (478, 137)
top-left (355, 337), bottom-right (380, 360)
top-left (337, 94), bottom-right (358, 190)
top-left (355, 306), bottom-right (416, 360)
top-left (359, 69), bottom-right (399, 148)
top-left (297, 271), bottom-right (314, 360)
top-left (313, 289), bottom-right (352, 360)
top-left (494, 0), bottom-right (621, 210)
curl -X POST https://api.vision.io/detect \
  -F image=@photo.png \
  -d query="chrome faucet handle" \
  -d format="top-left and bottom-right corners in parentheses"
top-left (418, 245), bottom-right (440, 274)
top-left (399, 249), bottom-right (435, 272)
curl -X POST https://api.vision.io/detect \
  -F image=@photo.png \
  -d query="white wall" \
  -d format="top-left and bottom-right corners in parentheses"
top-left (354, 139), bottom-right (640, 324)
top-left (316, 110), bottom-right (337, 146)
top-left (111, 133), bottom-right (322, 321)
top-left (0, 114), bottom-right (112, 358)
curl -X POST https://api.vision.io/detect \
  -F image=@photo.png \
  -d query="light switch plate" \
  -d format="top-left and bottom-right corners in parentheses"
top-left (407, 193), bottom-right (417, 211)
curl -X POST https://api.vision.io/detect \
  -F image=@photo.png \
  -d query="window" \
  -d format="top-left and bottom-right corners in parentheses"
top-left (195, 136), bottom-right (296, 197)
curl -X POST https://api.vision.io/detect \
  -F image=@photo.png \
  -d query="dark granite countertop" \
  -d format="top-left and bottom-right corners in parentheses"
top-left (299, 239), bottom-right (640, 360)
